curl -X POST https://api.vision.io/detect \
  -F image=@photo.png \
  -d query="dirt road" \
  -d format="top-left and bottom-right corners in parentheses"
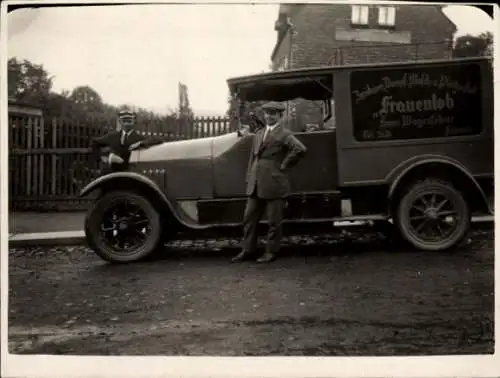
top-left (8, 229), bottom-right (494, 356)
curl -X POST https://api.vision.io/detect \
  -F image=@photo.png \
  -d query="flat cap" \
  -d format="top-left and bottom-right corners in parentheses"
top-left (117, 105), bottom-right (137, 118)
top-left (261, 101), bottom-right (286, 112)
top-left (118, 111), bottom-right (136, 119)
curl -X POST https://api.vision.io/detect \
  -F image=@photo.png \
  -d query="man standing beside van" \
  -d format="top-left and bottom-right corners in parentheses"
top-left (232, 101), bottom-right (307, 264)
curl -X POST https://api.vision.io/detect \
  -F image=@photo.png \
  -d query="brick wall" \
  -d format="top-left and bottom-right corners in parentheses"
top-left (277, 4), bottom-right (456, 68)
top-left (336, 40), bottom-right (453, 65)
top-left (271, 4), bottom-right (456, 129)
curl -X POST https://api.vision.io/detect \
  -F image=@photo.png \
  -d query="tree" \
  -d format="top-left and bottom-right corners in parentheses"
top-left (453, 32), bottom-right (493, 58)
top-left (8, 58), bottom-right (53, 105)
top-left (43, 91), bottom-right (74, 117)
top-left (70, 85), bottom-right (104, 114)
top-left (7, 57), bottom-right (176, 126)
top-left (178, 82), bottom-right (194, 119)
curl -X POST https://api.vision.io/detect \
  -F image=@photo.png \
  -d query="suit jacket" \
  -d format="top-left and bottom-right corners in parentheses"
top-left (91, 129), bottom-right (145, 170)
top-left (246, 120), bottom-right (307, 199)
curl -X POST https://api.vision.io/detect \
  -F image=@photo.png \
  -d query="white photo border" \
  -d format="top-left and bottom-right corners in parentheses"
top-left (1, 0), bottom-right (498, 377)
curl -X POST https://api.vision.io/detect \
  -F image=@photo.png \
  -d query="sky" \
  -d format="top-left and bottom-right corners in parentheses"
top-left (7, 2), bottom-right (495, 116)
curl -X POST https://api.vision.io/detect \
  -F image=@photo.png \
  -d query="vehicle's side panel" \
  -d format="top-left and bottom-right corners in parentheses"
top-left (338, 141), bottom-right (493, 185)
top-left (133, 139), bottom-right (214, 200)
top-left (197, 198), bottom-right (246, 225)
top-left (334, 60), bottom-right (493, 186)
top-left (288, 130), bottom-right (338, 192)
top-left (212, 132), bottom-right (253, 198)
top-left (128, 163), bottom-right (169, 193)
top-left (212, 130), bottom-right (339, 198)
top-left (195, 192), bottom-right (343, 226)
top-left (208, 128), bottom-right (340, 225)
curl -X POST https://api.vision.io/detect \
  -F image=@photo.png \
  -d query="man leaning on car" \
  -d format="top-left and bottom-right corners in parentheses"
top-left (91, 107), bottom-right (146, 172)
top-left (232, 101), bottom-right (307, 264)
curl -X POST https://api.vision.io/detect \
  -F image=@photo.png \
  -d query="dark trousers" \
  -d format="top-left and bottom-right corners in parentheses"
top-left (242, 196), bottom-right (285, 256)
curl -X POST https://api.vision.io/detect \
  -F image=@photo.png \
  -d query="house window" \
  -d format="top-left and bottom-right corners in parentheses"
top-left (378, 6), bottom-right (396, 27)
top-left (351, 5), bottom-right (369, 25)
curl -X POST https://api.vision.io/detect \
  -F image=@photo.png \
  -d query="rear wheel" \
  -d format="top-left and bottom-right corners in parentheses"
top-left (85, 190), bottom-right (163, 263)
top-left (395, 179), bottom-right (470, 251)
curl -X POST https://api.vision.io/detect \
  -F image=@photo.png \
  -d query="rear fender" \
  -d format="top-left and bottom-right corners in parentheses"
top-left (387, 155), bottom-right (492, 215)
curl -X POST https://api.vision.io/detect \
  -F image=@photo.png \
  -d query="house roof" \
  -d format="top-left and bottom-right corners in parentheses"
top-left (439, 5), bottom-right (459, 35)
top-left (270, 26), bottom-right (289, 62)
top-left (227, 56), bottom-right (490, 102)
top-left (270, 7), bottom-right (291, 62)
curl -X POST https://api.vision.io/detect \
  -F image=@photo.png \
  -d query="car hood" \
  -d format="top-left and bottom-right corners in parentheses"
top-left (131, 132), bottom-right (242, 163)
top-left (131, 136), bottom-right (213, 163)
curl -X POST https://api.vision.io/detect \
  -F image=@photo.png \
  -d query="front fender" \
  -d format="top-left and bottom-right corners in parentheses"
top-left (80, 171), bottom-right (208, 229)
top-left (80, 171), bottom-right (165, 198)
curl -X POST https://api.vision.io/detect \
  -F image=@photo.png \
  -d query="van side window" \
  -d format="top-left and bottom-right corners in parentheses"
top-left (288, 100), bottom-right (335, 133)
top-left (350, 63), bottom-right (483, 141)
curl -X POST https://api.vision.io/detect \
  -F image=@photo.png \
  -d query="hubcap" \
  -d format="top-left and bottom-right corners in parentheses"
top-left (407, 191), bottom-right (461, 243)
top-left (98, 199), bottom-right (151, 255)
top-left (425, 208), bottom-right (438, 220)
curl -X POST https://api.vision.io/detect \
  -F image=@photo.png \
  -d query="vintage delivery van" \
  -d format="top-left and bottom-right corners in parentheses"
top-left (81, 56), bottom-right (494, 263)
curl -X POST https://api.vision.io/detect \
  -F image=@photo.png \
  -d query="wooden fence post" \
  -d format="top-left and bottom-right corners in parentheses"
top-left (39, 116), bottom-right (45, 197)
top-left (193, 117), bottom-right (199, 139)
top-left (51, 118), bottom-right (58, 195)
top-left (34, 117), bottom-right (40, 197)
top-left (26, 117), bottom-right (33, 196)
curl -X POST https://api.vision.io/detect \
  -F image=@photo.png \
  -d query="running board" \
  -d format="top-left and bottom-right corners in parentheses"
top-left (280, 214), bottom-right (388, 224)
top-left (198, 214), bottom-right (389, 228)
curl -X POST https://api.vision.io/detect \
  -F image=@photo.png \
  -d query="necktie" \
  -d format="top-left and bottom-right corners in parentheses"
top-left (263, 127), bottom-right (271, 142)
top-left (121, 131), bottom-right (128, 145)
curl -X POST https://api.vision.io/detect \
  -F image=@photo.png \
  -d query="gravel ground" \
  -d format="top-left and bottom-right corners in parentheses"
top-left (8, 228), bottom-right (494, 356)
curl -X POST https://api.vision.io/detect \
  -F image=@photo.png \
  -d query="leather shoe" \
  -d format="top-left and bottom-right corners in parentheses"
top-left (256, 252), bottom-right (276, 263)
top-left (231, 251), bottom-right (253, 263)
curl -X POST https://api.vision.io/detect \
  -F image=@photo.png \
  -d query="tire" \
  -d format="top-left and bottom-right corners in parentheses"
top-left (85, 190), bottom-right (163, 263)
top-left (395, 179), bottom-right (471, 251)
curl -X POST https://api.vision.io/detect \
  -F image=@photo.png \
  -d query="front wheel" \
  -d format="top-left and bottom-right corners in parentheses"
top-left (395, 179), bottom-right (471, 251)
top-left (85, 190), bottom-right (163, 263)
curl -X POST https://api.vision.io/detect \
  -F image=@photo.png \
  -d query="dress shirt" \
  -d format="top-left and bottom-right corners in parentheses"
top-left (108, 130), bottom-right (133, 165)
top-left (263, 122), bottom-right (279, 142)
top-left (120, 129), bottom-right (133, 145)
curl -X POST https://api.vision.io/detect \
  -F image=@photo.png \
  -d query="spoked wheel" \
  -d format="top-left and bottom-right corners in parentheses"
top-left (85, 190), bottom-right (163, 263)
top-left (396, 179), bottom-right (470, 251)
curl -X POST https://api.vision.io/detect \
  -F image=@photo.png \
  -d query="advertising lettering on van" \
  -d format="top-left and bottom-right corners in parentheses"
top-left (352, 72), bottom-right (478, 131)
top-left (352, 73), bottom-right (478, 103)
top-left (351, 64), bottom-right (483, 141)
